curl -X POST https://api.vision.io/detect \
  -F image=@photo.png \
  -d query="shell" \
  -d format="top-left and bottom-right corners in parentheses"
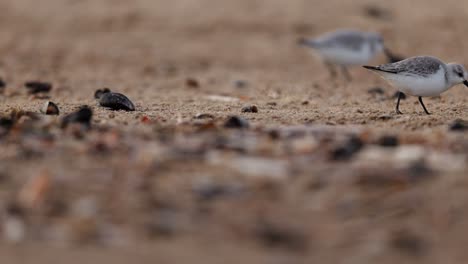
top-left (41, 101), bottom-right (60, 115)
top-left (99, 92), bottom-right (135, 111)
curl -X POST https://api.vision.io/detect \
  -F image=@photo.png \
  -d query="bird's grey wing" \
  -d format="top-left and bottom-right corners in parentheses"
top-left (376, 56), bottom-right (443, 76)
top-left (313, 31), bottom-right (366, 51)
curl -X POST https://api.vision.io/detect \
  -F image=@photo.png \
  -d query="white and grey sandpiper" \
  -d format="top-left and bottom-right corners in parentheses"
top-left (299, 29), bottom-right (393, 80)
top-left (363, 56), bottom-right (468, 115)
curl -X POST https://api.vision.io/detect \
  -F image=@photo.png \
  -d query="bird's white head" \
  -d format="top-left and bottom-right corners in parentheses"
top-left (446, 63), bottom-right (468, 88)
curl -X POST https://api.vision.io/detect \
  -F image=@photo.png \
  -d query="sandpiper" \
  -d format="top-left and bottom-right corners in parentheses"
top-left (363, 56), bottom-right (468, 114)
top-left (299, 29), bottom-right (393, 80)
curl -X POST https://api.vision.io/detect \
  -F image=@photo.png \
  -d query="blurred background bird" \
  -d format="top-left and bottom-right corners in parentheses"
top-left (299, 29), bottom-right (403, 81)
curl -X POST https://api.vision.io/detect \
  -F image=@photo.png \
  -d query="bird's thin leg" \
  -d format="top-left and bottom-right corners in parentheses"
top-left (395, 92), bottom-right (404, 114)
top-left (418, 96), bottom-right (431, 115)
top-left (340, 66), bottom-right (352, 81)
top-left (325, 62), bottom-right (337, 79)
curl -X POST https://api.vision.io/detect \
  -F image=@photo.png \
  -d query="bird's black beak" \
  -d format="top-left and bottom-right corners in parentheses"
top-left (464, 80), bottom-right (468, 87)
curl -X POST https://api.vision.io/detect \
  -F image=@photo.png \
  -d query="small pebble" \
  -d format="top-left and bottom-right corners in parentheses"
top-left (41, 101), bottom-right (60, 115)
top-left (224, 116), bottom-right (249, 129)
top-left (254, 222), bottom-right (307, 251)
top-left (390, 229), bottom-right (427, 256)
top-left (192, 183), bottom-right (244, 202)
top-left (367, 87), bottom-right (385, 95)
top-left (377, 135), bottom-right (399, 147)
top-left (449, 119), bottom-right (467, 131)
top-left (330, 136), bottom-right (364, 161)
top-left (234, 80), bottom-right (248, 88)
top-left (301, 100), bottom-right (309, 105)
top-left (194, 113), bottom-right (215, 119)
top-left (61, 106), bottom-right (93, 128)
top-left (0, 78), bottom-right (5, 93)
top-left (94, 88), bottom-right (111, 99)
top-left (377, 115), bottom-right (393, 121)
top-left (99, 92), bottom-right (135, 111)
top-left (186, 78), bottom-right (199, 88)
top-left (241, 105), bottom-right (258, 113)
top-left (24, 81), bottom-right (52, 94)
top-left (363, 5), bottom-right (392, 20)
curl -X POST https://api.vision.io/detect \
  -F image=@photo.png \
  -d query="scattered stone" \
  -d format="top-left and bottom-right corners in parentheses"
top-left (377, 135), bottom-right (399, 147)
top-left (367, 87), bottom-right (385, 95)
top-left (0, 117), bottom-right (14, 136)
top-left (301, 100), bottom-right (309, 105)
top-left (234, 80), bottom-right (248, 88)
top-left (377, 115), bottom-right (393, 121)
top-left (0, 78), bottom-right (5, 93)
top-left (390, 229), bottom-right (427, 257)
top-left (266, 102), bottom-right (277, 106)
top-left (186, 78), bottom-right (199, 88)
top-left (241, 105), bottom-right (258, 113)
top-left (224, 116), bottom-right (249, 129)
top-left (61, 106), bottom-right (93, 129)
top-left (194, 113), bottom-right (215, 119)
top-left (99, 92), bottom-right (135, 111)
top-left (94, 88), bottom-right (111, 99)
top-left (40, 101), bottom-right (60, 115)
top-left (449, 119), bottom-right (467, 131)
top-left (192, 182), bottom-right (244, 202)
top-left (363, 5), bottom-right (392, 20)
top-left (24, 81), bottom-right (52, 94)
top-left (254, 222), bottom-right (307, 251)
top-left (330, 136), bottom-right (364, 161)
top-left (140, 116), bottom-right (151, 124)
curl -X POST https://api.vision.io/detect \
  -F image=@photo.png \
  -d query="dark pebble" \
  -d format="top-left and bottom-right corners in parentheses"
top-left (254, 222), bottom-right (307, 251)
top-left (364, 5), bottom-right (392, 20)
top-left (241, 105), bottom-right (258, 113)
top-left (192, 183), bottom-right (244, 202)
top-left (186, 78), bottom-right (199, 88)
top-left (449, 119), bottom-right (467, 131)
top-left (94, 88), bottom-right (111, 99)
top-left (390, 229), bottom-right (427, 257)
top-left (194, 113), bottom-right (215, 119)
top-left (367, 87), bottom-right (385, 95)
top-left (377, 135), bottom-right (399, 147)
top-left (224, 116), bottom-right (249, 129)
top-left (0, 117), bottom-right (14, 136)
top-left (61, 106), bottom-right (93, 128)
top-left (330, 136), bottom-right (364, 161)
top-left (41, 101), bottom-right (60, 115)
top-left (24, 81), bottom-right (52, 94)
top-left (0, 78), bottom-right (5, 93)
top-left (99, 92), bottom-right (135, 111)
top-left (301, 100), bottom-right (309, 105)
top-left (234, 80), bottom-right (248, 88)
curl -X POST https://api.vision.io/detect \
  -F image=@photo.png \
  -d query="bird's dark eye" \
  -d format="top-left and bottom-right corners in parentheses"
top-left (458, 72), bottom-right (464, 77)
